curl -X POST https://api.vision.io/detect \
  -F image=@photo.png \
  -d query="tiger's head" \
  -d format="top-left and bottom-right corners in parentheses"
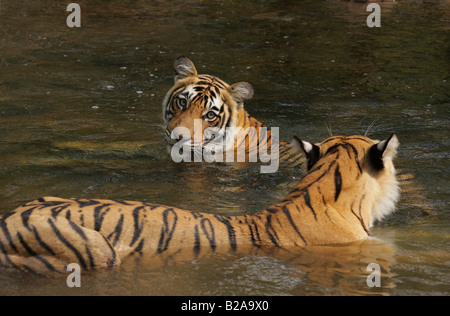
top-left (291, 134), bottom-right (400, 228)
top-left (162, 57), bottom-right (254, 152)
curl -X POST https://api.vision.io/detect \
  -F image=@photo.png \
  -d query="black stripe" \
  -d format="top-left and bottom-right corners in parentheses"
top-left (266, 207), bottom-right (279, 214)
top-left (249, 220), bottom-right (261, 246)
top-left (321, 136), bottom-right (372, 146)
top-left (278, 145), bottom-right (290, 157)
top-left (265, 215), bottom-right (280, 247)
top-left (167, 86), bottom-right (185, 104)
top-left (166, 89), bottom-right (180, 113)
top-left (214, 215), bottom-right (237, 251)
top-left (20, 207), bottom-right (37, 231)
top-left (68, 220), bottom-right (87, 241)
top-left (100, 234), bottom-right (119, 265)
top-left (16, 231), bottom-right (57, 272)
top-left (107, 214), bottom-right (124, 247)
top-left (191, 93), bottom-right (203, 104)
top-left (157, 208), bottom-right (177, 253)
top-left (334, 165), bottom-right (342, 202)
top-left (0, 238), bottom-right (17, 268)
top-left (265, 133), bottom-right (272, 151)
top-left (308, 162), bottom-right (326, 175)
top-left (304, 190), bottom-right (317, 221)
top-left (93, 204), bottom-right (111, 231)
top-left (282, 205), bottom-right (307, 245)
top-left (347, 144), bottom-right (362, 174)
top-left (200, 218), bottom-right (216, 251)
top-left (217, 106), bottom-right (229, 130)
top-left (286, 160), bottom-right (336, 200)
top-left (47, 218), bottom-right (87, 270)
top-left (210, 118), bottom-right (220, 127)
top-left (76, 199), bottom-right (101, 208)
top-left (193, 225), bottom-right (201, 255)
top-left (111, 200), bottom-right (134, 206)
top-left (142, 202), bottom-right (161, 210)
top-left (36, 200), bottom-right (67, 208)
top-left (0, 212), bottom-right (18, 253)
top-left (348, 136), bottom-right (373, 143)
top-left (130, 206), bottom-right (145, 247)
top-left (225, 109), bottom-right (232, 129)
top-left (351, 206), bottom-right (369, 235)
top-left (325, 144), bottom-right (340, 155)
top-left (191, 211), bottom-right (204, 219)
top-left (50, 205), bottom-right (71, 219)
top-left (132, 238), bottom-right (145, 255)
top-left (343, 144), bottom-right (353, 158)
top-left (357, 195), bottom-right (369, 234)
top-left (85, 233), bottom-right (119, 265)
top-left (31, 226), bottom-right (56, 255)
top-left (215, 81), bottom-right (226, 89)
top-left (85, 244), bottom-right (95, 270)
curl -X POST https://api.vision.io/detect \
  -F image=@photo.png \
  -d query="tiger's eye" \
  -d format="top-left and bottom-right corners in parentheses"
top-left (206, 111), bottom-right (216, 120)
top-left (177, 98), bottom-right (187, 109)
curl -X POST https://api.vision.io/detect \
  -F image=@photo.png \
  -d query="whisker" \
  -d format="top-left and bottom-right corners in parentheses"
top-left (325, 122), bottom-right (333, 137)
top-left (364, 119), bottom-right (378, 137)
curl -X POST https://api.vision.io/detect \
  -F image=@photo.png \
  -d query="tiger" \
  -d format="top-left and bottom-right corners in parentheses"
top-left (163, 56), bottom-right (303, 169)
top-left (162, 57), bottom-right (428, 212)
top-left (0, 133), bottom-right (400, 274)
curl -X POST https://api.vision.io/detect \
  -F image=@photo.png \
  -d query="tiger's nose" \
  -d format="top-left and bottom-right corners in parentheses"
top-left (178, 134), bottom-right (184, 141)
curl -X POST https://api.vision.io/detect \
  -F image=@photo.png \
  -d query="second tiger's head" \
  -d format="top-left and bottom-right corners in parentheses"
top-left (162, 57), bottom-right (253, 150)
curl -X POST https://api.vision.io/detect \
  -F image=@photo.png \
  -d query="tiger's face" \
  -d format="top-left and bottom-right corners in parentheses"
top-left (162, 57), bottom-right (253, 152)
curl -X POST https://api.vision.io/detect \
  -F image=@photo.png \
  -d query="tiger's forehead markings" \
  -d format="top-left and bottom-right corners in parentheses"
top-left (195, 75), bottom-right (228, 93)
top-left (319, 136), bottom-right (374, 153)
top-left (320, 135), bottom-right (374, 145)
top-left (181, 75), bottom-right (228, 110)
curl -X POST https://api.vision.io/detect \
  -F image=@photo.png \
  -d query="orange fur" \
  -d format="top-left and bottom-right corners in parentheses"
top-left (0, 134), bottom-right (400, 274)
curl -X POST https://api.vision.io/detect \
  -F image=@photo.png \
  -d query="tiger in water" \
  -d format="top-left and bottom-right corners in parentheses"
top-left (0, 133), bottom-right (400, 274)
top-left (163, 56), bottom-right (302, 170)
top-left (162, 56), bottom-right (429, 210)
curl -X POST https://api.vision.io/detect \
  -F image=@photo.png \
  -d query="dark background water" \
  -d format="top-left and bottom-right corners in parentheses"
top-left (0, 0), bottom-right (448, 295)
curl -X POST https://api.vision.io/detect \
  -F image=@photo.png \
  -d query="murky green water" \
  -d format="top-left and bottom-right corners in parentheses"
top-left (0, 0), bottom-right (449, 296)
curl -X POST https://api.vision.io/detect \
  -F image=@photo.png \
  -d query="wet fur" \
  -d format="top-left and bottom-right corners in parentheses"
top-left (0, 134), bottom-right (400, 274)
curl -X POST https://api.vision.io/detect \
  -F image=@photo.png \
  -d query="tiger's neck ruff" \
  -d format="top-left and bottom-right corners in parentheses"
top-left (0, 134), bottom-right (399, 273)
top-left (263, 134), bottom-right (400, 245)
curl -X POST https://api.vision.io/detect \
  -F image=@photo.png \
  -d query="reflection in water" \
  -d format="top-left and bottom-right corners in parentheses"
top-left (124, 238), bottom-right (397, 296)
top-left (0, 238), bottom-right (395, 296)
top-left (281, 240), bottom-right (396, 295)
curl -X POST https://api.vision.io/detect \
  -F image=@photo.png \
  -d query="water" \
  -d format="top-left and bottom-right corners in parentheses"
top-left (0, 0), bottom-right (449, 296)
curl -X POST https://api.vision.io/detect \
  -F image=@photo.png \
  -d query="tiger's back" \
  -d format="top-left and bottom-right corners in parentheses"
top-left (0, 133), bottom-right (401, 274)
top-left (0, 197), bottom-right (229, 273)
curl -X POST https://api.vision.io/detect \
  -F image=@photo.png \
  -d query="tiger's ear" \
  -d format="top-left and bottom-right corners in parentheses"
top-left (230, 82), bottom-right (254, 109)
top-left (292, 136), bottom-right (320, 170)
top-left (173, 56), bottom-right (198, 82)
top-left (368, 133), bottom-right (399, 171)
